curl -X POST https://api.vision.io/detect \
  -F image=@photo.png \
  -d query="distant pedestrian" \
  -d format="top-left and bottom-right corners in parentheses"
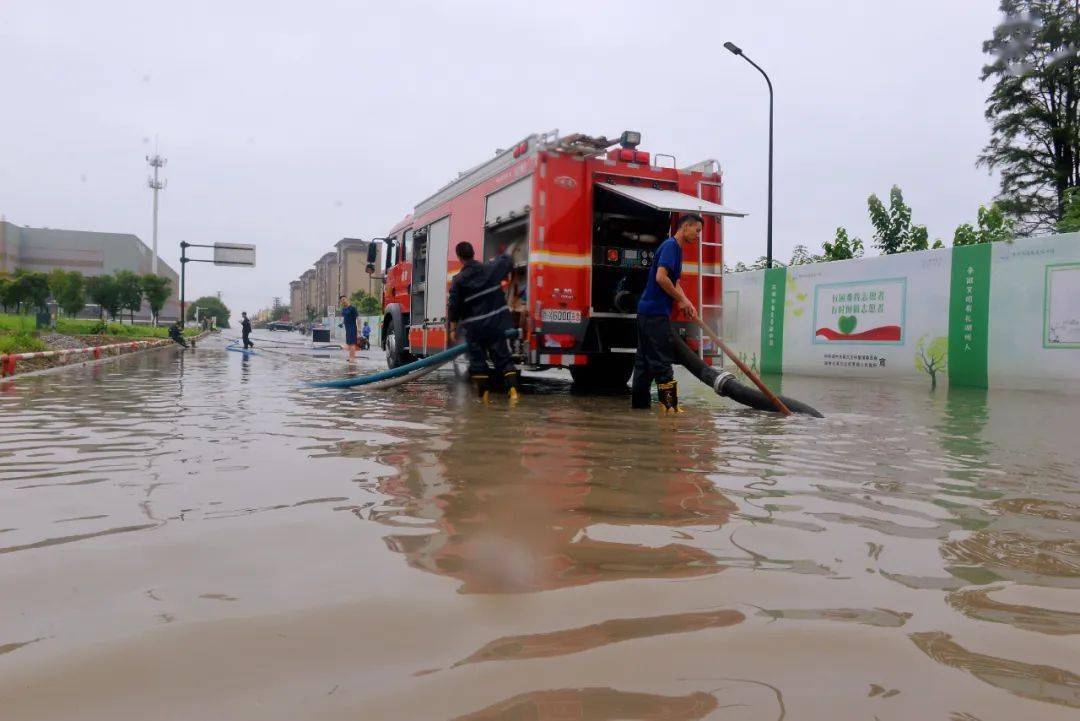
top-left (361, 320), bottom-right (371, 350)
top-left (168, 320), bottom-right (189, 349)
top-left (339, 295), bottom-right (359, 362)
top-left (241, 312), bottom-right (254, 349)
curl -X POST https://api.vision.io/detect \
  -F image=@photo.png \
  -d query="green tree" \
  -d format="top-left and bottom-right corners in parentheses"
top-left (954, 203), bottom-right (1017, 245)
top-left (821, 227), bottom-right (865, 261)
top-left (0, 277), bottom-right (13, 312)
top-left (749, 256), bottom-right (785, 270)
top-left (114, 270), bottom-right (143, 323)
top-left (1057, 186), bottom-right (1080, 231)
top-left (306, 305), bottom-right (318, 322)
top-left (979, 1), bottom-right (1080, 234)
top-left (915, 335), bottom-right (949, 390)
top-left (186, 295), bottom-right (231, 328)
top-left (350, 288), bottom-right (382, 314)
top-left (140, 274), bottom-right (172, 326)
top-left (868, 186), bottom-right (933, 253)
top-left (270, 304), bottom-right (290, 321)
top-left (85, 274), bottom-right (122, 321)
top-left (4, 269), bottom-right (51, 313)
top-left (48, 269), bottom-right (86, 317)
top-left (788, 244), bottom-right (820, 265)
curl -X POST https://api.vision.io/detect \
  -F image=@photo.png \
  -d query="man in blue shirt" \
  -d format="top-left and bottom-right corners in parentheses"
top-left (339, 295), bottom-right (359, 362)
top-left (631, 214), bottom-right (702, 412)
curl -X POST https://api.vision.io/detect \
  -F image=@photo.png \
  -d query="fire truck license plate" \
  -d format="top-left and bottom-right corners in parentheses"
top-left (541, 309), bottom-right (582, 324)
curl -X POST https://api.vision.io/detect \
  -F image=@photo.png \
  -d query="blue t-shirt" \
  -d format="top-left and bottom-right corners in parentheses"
top-left (341, 305), bottom-right (359, 332)
top-left (637, 237), bottom-right (682, 317)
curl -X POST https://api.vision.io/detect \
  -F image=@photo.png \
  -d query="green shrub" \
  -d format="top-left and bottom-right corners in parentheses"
top-left (0, 331), bottom-right (46, 354)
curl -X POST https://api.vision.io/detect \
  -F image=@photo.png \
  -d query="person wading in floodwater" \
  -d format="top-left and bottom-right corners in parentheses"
top-left (241, 312), bottom-right (254, 349)
top-left (631, 214), bottom-right (701, 413)
top-left (448, 241), bottom-right (520, 403)
top-left (339, 295), bottom-right (359, 363)
top-left (360, 320), bottom-right (371, 350)
top-left (168, 320), bottom-right (189, 348)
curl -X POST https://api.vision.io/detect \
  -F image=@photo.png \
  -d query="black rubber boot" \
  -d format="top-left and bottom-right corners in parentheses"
top-left (504, 370), bottom-right (520, 402)
top-left (657, 380), bottom-right (681, 413)
top-left (631, 373), bottom-right (651, 409)
top-left (470, 373), bottom-right (491, 402)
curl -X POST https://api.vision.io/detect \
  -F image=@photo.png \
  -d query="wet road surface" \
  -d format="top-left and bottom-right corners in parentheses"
top-left (1, 330), bottom-right (1078, 719)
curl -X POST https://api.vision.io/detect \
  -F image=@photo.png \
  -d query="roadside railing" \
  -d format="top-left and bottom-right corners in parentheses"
top-left (1, 339), bottom-right (173, 377)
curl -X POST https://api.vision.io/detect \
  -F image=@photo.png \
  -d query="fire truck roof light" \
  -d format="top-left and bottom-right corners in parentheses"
top-left (619, 131), bottom-right (641, 149)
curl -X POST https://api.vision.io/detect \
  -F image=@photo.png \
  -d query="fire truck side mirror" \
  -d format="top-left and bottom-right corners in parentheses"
top-left (366, 243), bottom-right (378, 264)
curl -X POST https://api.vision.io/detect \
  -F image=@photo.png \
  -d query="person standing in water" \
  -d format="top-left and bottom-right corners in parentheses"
top-left (339, 295), bottom-right (359, 362)
top-left (168, 320), bottom-right (189, 348)
top-left (360, 320), bottom-right (371, 350)
top-left (241, 312), bottom-right (254, 349)
top-left (631, 214), bottom-right (701, 413)
top-left (448, 241), bottom-right (520, 402)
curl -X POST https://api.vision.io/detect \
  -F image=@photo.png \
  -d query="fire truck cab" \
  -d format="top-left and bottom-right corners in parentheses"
top-left (373, 130), bottom-right (745, 389)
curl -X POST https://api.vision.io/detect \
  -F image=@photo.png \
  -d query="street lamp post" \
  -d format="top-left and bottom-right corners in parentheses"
top-left (724, 41), bottom-right (774, 269)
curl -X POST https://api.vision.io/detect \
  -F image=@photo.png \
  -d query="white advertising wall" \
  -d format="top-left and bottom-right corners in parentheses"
top-left (719, 233), bottom-right (1080, 392)
top-left (783, 250), bottom-right (951, 381)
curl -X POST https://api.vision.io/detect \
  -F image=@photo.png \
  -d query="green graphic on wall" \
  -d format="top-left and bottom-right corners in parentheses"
top-left (759, 267), bottom-right (787, 374)
top-left (948, 243), bottom-right (991, 388)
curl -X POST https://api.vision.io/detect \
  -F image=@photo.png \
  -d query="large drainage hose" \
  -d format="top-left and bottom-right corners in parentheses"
top-left (671, 333), bottom-right (824, 417)
top-left (308, 329), bottom-right (519, 390)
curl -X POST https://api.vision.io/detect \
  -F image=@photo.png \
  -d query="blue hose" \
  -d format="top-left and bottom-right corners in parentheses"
top-left (308, 342), bottom-right (467, 388)
top-left (308, 329), bottom-right (518, 389)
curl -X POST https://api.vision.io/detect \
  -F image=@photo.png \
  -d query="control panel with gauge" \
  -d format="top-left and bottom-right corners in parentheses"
top-left (594, 245), bottom-right (656, 270)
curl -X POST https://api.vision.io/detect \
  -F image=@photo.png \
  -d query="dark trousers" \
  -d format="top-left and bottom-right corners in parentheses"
top-left (631, 315), bottom-right (674, 407)
top-left (242, 331), bottom-right (253, 349)
top-left (466, 334), bottom-right (516, 378)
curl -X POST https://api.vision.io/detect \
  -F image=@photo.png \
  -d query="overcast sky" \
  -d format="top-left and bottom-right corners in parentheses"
top-left (1, 1), bottom-right (1002, 316)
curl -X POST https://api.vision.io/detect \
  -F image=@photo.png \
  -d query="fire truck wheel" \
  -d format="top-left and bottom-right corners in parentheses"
top-left (385, 327), bottom-right (405, 368)
top-left (569, 355), bottom-right (635, 391)
top-left (383, 305), bottom-right (412, 369)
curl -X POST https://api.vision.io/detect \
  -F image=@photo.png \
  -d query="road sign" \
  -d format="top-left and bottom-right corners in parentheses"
top-left (214, 243), bottom-right (256, 267)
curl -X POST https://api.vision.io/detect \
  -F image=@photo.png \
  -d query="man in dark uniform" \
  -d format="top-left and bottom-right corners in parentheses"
top-left (448, 241), bottom-right (520, 402)
top-left (631, 214), bottom-right (702, 413)
top-left (168, 320), bottom-right (189, 348)
top-left (240, 312), bottom-right (254, 349)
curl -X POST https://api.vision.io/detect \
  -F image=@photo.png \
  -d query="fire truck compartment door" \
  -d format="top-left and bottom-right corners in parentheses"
top-left (425, 216), bottom-right (450, 321)
top-left (485, 177), bottom-right (532, 225)
top-left (595, 183), bottom-right (747, 217)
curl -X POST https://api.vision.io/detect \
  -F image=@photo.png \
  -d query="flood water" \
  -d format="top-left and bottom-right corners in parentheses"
top-left (1, 330), bottom-right (1078, 720)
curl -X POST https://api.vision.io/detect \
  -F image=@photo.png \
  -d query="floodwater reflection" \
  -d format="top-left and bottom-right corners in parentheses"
top-left (448, 687), bottom-right (721, 721)
top-left (2, 336), bottom-right (1080, 720)
top-left (348, 397), bottom-right (738, 593)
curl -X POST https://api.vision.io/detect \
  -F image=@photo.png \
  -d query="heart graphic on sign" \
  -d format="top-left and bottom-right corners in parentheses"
top-left (838, 315), bottom-right (858, 335)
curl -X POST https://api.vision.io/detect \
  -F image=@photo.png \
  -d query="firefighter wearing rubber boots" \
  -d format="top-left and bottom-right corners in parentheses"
top-left (631, 214), bottom-right (702, 413)
top-left (448, 241), bottom-right (520, 402)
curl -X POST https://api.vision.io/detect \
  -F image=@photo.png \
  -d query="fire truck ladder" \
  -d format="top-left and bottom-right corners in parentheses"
top-left (695, 176), bottom-right (726, 361)
top-left (696, 234), bottom-right (723, 361)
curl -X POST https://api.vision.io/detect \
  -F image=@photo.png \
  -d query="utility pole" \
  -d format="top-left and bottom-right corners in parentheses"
top-left (724, 41), bottom-right (775, 268)
top-left (146, 147), bottom-right (167, 275)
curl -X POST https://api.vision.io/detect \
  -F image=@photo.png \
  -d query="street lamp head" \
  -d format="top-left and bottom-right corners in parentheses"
top-left (723, 41), bottom-right (743, 56)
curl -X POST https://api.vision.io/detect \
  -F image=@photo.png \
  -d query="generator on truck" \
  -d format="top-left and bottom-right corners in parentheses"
top-left (366, 130), bottom-right (746, 389)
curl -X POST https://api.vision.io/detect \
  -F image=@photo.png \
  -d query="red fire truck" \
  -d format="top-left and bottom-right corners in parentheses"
top-left (371, 130), bottom-right (744, 389)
